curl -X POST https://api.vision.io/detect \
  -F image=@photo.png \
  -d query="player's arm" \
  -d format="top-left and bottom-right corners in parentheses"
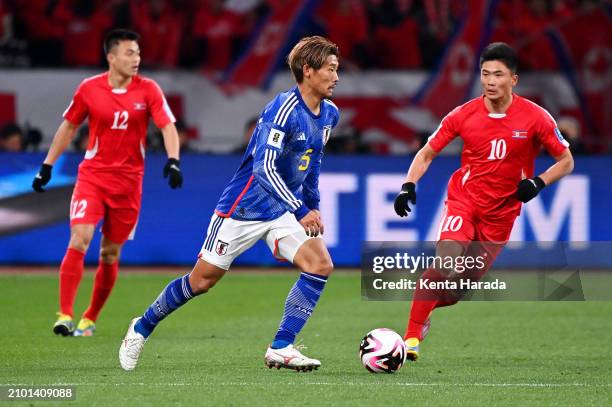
top-left (148, 79), bottom-right (182, 189)
top-left (301, 151), bottom-right (324, 236)
top-left (160, 123), bottom-right (179, 160)
top-left (393, 143), bottom-right (438, 217)
top-left (251, 122), bottom-right (319, 231)
top-left (394, 107), bottom-right (459, 217)
top-left (44, 120), bottom-right (79, 165)
top-left (299, 104), bottom-right (339, 235)
top-left (32, 120), bottom-right (79, 192)
top-left (160, 123), bottom-right (182, 189)
top-left (33, 81), bottom-right (89, 192)
top-left (517, 149), bottom-right (574, 203)
top-left (404, 143), bottom-right (439, 184)
top-left (516, 112), bottom-right (574, 203)
top-left (538, 149), bottom-right (574, 185)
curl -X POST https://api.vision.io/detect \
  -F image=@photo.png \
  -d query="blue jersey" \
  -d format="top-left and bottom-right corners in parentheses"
top-left (215, 86), bottom-right (339, 221)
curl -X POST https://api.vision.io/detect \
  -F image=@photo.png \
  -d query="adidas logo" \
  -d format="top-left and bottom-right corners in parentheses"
top-left (297, 133), bottom-right (306, 141)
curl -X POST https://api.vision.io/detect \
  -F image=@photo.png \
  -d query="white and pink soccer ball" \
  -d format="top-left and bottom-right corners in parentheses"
top-left (359, 328), bottom-right (406, 373)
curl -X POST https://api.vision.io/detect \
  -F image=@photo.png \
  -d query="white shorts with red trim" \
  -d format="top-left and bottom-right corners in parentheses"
top-left (198, 212), bottom-right (313, 270)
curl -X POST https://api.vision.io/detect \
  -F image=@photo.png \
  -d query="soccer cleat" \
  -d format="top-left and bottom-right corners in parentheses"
top-left (119, 317), bottom-right (148, 371)
top-left (264, 344), bottom-right (321, 372)
top-left (73, 318), bottom-right (96, 337)
top-left (405, 337), bottom-right (420, 361)
top-left (53, 312), bottom-right (74, 336)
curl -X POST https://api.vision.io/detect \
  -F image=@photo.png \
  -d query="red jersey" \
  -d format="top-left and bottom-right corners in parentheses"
top-left (63, 72), bottom-right (175, 194)
top-left (428, 94), bottom-right (569, 218)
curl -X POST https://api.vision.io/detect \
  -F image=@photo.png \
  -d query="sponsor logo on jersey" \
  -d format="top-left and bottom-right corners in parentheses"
top-left (267, 128), bottom-right (285, 148)
top-left (133, 102), bottom-right (147, 110)
top-left (323, 125), bottom-right (332, 145)
top-left (297, 132), bottom-right (306, 141)
top-left (215, 240), bottom-right (229, 256)
top-left (512, 130), bottom-right (528, 139)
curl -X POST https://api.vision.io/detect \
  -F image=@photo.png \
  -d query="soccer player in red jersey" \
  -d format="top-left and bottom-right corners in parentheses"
top-left (32, 29), bottom-right (183, 337)
top-left (393, 42), bottom-right (574, 360)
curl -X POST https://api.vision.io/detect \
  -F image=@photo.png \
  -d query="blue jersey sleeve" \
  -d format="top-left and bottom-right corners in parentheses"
top-left (251, 98), bottom-right (310, 220)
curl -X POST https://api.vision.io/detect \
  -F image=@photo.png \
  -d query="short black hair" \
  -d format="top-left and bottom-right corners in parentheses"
top-left (479, 42), bottom-right (518, 73)
top-left (104, 29), bottom-right (140, 54)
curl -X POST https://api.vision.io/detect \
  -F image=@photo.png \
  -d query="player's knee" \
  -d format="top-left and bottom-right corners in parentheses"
top-left (190, 275), bottom-right (220, 294)
top-left (69, 233), bottom-right (92, 252)
top-left (100, 247), bottom-right (120, 264)
top-left (304, 258), bottom-right (334, 277)
top-left (437, 240), bottom-right (465, 258)
top-left (435, 240), bottom-right (466, 277)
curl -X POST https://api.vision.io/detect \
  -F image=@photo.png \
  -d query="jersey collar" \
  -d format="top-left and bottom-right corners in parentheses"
top-left (105, 71), bottom-right (139, 94)
top-left (482, 93), bottom-right (519, 118)
top-left (293, 86), bottom-right (322, 119)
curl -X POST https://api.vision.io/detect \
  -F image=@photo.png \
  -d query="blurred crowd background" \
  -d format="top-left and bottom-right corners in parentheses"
top-left (0, 0), bottom-right (603, 70)
top-left (0, 0), bottom-right (609, 155)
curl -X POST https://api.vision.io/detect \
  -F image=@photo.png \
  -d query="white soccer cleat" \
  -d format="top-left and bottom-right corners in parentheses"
top-left (264, 344), bottom-right (321, 372)
top-left (119, 317), bottom-right (147, 371)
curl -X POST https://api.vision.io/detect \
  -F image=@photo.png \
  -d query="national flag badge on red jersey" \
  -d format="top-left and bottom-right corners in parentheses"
top-left (512, 130), bottom-right (528, 139)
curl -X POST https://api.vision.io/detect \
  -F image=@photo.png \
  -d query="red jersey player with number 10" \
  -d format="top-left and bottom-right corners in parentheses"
top-left (393, 43), bottom-right (574, 361)
top-left (32, 29), bottom-right (183, 337)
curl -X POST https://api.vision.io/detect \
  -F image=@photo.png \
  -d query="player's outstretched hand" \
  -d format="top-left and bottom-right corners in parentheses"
top-left (299, 210), bottom-right (324, 237)
top-left (516, 176), bottom-right (545, 203)
top-left (32, 163), bottom-right (52, 193)
top-left (163, 158), bottom-right (183, 189)
top-left (394, 182), bottom-right (416, 217)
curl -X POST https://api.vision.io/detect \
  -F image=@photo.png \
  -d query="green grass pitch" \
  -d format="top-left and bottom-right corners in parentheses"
top-left (1, 270), bottom-right (611, 406)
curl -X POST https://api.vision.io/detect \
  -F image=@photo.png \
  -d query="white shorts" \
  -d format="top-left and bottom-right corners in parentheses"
top-left (198, 212), bottom-right (313, 270)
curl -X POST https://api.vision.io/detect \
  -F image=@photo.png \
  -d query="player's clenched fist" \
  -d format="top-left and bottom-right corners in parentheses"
top-left (516, 176), bottom-right (545, 203)
top-left (299, 210), bottom-right (324, 237)
top-left (163, 158), bottom-right (183, 189)
top-left (394, 182), bottom-right (416, 217)
top-left (32, 163), bottom-right (52, 193)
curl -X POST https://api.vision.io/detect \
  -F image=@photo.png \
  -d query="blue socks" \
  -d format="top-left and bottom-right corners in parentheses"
top-left (271, 272), bottom-right (328, 349)
top-left (135, 274), bottom-right (195, 338)
top-left (133, 271), bottom-right (328, 346)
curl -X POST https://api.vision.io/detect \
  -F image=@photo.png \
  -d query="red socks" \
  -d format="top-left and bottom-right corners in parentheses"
top-left (82, 261), bottom-right (119, 322)
top-left (405, 300), bottom-right (436, 340)
top-left (59, 248), bottom-right (119, 321)
top-left (59, 248), bottom-right (86, 317)
top-left (404, 267), bottom-right (459, 341)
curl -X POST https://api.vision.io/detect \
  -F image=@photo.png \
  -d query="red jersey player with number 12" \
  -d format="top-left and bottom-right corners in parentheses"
top-left (32, 29), bottom-right (183, 337)
top-left (393, 43), bottom-right (574, 360)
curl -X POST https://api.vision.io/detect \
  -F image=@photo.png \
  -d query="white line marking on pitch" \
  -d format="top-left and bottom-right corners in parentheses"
top-left (3, 383), bottom-right (611, 388)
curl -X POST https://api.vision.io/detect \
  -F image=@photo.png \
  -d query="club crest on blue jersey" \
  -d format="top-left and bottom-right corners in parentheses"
top-left (323, 126), bottom-right (332, 145)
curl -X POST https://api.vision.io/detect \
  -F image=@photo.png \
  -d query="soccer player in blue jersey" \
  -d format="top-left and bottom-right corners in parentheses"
top-left (120, 36), bottom-right (340, 372)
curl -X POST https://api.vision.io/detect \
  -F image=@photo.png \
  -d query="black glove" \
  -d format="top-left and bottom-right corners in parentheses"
top-left (163, 158), bottom-right (183, 189)
top-left (32, 163), bottom-right (52, 192)
top-left (516, 176), bottom-right (545, 203)
top-left (394, 182), bottom-right (417, 217)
